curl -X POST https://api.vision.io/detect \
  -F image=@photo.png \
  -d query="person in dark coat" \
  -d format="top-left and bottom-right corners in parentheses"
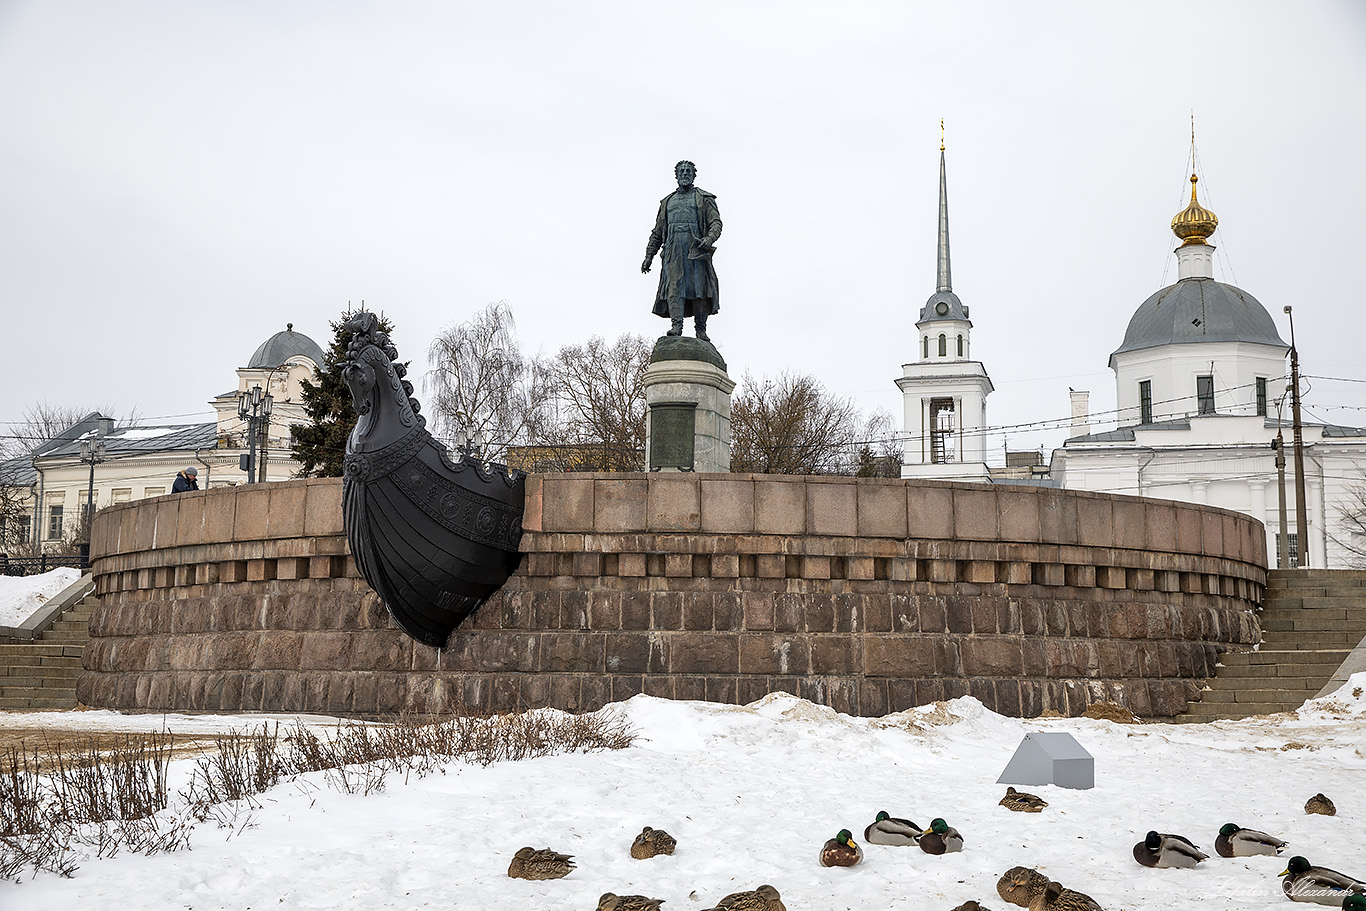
top-left (171, 466), bottom-right (199, 493)
top-left (642, 160), bottom-right (722, 340)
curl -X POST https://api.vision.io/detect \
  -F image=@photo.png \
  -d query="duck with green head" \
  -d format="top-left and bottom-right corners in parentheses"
top-left (1132, 831), bottom-right (1207, 868)
top-left (1215, 822), bottom-right (1287, 857)
top-left (919, 818), bottom-right (964, 855)
top-left (1344, 895), bottom-right (1366, 911)
top-left (819, 829), bottom-right (863, 867)
top-left (1280, 856), bottom-right (1365, 905)
top-left (864, 810), bottom-right (922, 846)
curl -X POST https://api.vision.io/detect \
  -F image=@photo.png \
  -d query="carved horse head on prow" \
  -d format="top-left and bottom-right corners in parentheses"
top-left (340, 312), bottom-right (425, 453)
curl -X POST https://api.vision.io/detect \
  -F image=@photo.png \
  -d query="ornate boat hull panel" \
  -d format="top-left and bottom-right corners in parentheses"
top-left (340, 314), bottom-right (525, 648)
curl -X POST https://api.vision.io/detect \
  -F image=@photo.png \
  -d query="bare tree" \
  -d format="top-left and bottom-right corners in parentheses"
top-left (424, 302), bottom-right (550, 461)
top-left (1330, 479), bottom-right (1366, 568)
top-left (531, 334), bottom-right (651, 471)
top-left (730, 372), bottom-right (895, 475)
top-left (5, 402), bottom-right (142, 459)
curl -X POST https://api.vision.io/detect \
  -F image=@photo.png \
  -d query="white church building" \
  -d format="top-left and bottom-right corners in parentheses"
top-left (1051, 174), bottom-right (1366, 568)
top-left (895, 147), bottom-right (1366, 569)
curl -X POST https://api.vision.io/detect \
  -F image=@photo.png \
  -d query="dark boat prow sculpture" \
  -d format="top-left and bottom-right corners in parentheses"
top-left (340, 312), bottom-right (525, 647)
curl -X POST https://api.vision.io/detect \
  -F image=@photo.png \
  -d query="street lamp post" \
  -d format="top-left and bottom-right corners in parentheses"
top-left (237, 384), bottom-right (274, 484)
top-left (1284, 306), bottom-right (1309, 567)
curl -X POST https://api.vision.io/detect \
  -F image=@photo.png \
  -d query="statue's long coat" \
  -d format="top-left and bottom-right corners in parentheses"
top-left (646, 188), bottom-right (721, 317)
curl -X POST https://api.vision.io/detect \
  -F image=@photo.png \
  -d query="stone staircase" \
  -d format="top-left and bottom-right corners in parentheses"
top-left (1174, 569), bottom-right (1366, 722)
top-left (0, 592), bottom-right (96, 710)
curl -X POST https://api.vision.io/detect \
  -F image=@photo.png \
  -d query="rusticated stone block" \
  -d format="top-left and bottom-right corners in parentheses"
top-left (774, 593), bottom-right (802, 632)
top-left (864, 637), bottom-right (937, 677)
top-left (754, 479), bottom-right (805, 534)
top-left (802, 555), bottom-right (831, 580)
top-left (907, 485), bottom-right (953, 539)
top-left (742, 592), bottom-right (774, 631)
top-left (652, 592), bottom-right (682, 629)
top-left (810, 637), bottom-right (858, 675)
top-left (561, 591), bottom-right (589, 629)
top-left (648, 477), bottom-right (701, 532)
top-left (541, 632), bottom-right (605, 673)
top-left (620, 591), bottom-right (651, 629)
top-left (572, 552), bottom-right (603, 577)
top-left (669, 634), bottom-right (737, 674)
top-left (588, 592), bottom-right (621, 629)
top-left (857, 482), bottom-right (908, 538)
top-left (700, 478), bottom-right (755, 533)
top-left (266, 484), bottom-right (306, 538)
top-left (740, 635), bottom-right (810, 675)
top-left (542, 476), bottom-right (594, 532)
top-left (953, 488), bottom-right (998, 541)
top-left (682, 595), bottom-right (713, 630)
top-left (674, 676), bottom-right (706, 702)
top-left (1201, 510), bottom-right (1224, 555)
top-left (618, 553), bottom-right (647, 577)
top-left (594, 478), bottom-right (647, 532)
top-left (665, 553), bottom-right (693, 578)
top-left (961, 638), bottom-right (1024, 676)
top-left (713, 593), bottom-right (742, 630)
top-left (1096, 566), bottom-right (1126, 589)
top-left (704, 676), bottom-right (738, 705)
top-left (807, 480), bottom-right (856, 537)
top-left (805, 594), bottom-right (835, 632)
top-left (1065, 564), bottom-right (1096, 588)
top-left (711, 553), bottom-right (740, 577)
top-left (755, 554), bottom-right (785, 578)
top-left (606, 632), bottom-right (668, 674)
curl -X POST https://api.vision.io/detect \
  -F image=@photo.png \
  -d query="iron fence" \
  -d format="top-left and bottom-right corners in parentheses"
top-left (0, 550), bottom-right (89, 577)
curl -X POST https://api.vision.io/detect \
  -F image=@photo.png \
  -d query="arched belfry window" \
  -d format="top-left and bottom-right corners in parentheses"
top-left (923, 336), bottom-right (929, 359)
top-left (957, 334), bottom-right (963, 356)
top-left (938, 334), bottom-right (947, 357)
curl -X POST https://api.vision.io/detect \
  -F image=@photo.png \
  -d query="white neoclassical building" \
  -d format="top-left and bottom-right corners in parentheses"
top-left (1053, 174), bottom-right (1366, 568)
top-left (897, 144), bottom-right (995, 479)
top-left (3, 324), bottom-right (325, 551)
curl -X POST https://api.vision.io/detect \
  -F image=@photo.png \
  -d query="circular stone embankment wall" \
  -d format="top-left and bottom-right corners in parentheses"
top-left (80, 475), bottom-right (1266, 719)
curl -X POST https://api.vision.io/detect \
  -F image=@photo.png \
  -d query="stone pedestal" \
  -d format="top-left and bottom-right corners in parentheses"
top-left (643, 336), bottom-right (735, 472)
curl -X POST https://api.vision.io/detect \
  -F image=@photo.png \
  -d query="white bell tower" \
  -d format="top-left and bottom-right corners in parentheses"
top-left (897, 137), bottom-right (994, 479)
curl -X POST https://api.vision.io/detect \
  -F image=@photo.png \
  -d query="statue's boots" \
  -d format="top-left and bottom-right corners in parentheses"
top-left (667, 318), bottom-right (684, 337)
top-left (695, 309), bottom-right (710, 342)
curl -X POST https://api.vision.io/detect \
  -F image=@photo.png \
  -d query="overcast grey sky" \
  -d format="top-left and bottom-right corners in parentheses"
top-left (2, 1), bottom-right (1364, 458)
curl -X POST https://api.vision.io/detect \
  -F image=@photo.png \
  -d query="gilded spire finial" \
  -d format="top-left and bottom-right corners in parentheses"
top-left (940, 118), bottom-right (945, 151)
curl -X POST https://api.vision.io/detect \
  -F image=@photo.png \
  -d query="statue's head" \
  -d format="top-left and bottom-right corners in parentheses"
top-left (674, 160), bottom-right (696, 187)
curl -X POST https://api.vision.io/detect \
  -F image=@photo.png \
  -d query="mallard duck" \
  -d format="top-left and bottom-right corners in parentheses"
top-left (1280, 856), bottom-right (1366, 905)
top-left (507, 846), bottom-right (575, 880)
top-left (1132, 831), bottom-right (1208, 868)
top-left (950, 902), bottom-right (993, 911)
top-left (864, 810), bottom-right (923, 845)
top-left (630, 826), bottom-right (677, 859)
top-left (819, 829), bottom-right (863, 867)
top-left (1305, 793), bottom-right (1337, 816)
top-left (1215, 822), bottom-right (1288, 857)
top-left (919, 817), bottom-right (964, 855)
top-left (996, 866), bottom-right (1104, 911)
top-left (598, 893), bottom-right (665, 911)
top-left (703, 884), bottom-right (787, 911)
top-left (999, 787), bottom-right (1049, 813)
top-left (1343, 895), bottom-right (1366, 911)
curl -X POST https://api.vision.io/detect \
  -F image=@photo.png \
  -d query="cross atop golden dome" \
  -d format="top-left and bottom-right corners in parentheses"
top-left (1171, 173), bottom-right (1218, 246)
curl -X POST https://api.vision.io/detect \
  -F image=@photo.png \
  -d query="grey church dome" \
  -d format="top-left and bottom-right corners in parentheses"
top-left (248, 323), bottom-right (325, 368)
top-left (919, 290), bottom-right (969, 323)
top-left (1109, 277), bottom-right (1286, 365)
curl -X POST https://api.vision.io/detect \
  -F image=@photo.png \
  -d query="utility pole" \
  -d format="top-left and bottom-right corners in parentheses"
top-left (1273, 429), bottom-right (1289, 570)
top-left (1284, 306), bottom-right (1309, 567)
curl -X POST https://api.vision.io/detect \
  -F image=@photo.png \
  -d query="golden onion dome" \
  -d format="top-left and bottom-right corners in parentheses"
top-left (1171, 173), bottom-right (1218, 246)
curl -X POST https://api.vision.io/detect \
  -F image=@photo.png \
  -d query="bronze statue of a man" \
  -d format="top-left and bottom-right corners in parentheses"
top-left (641, 160), bottom-right (722, 341)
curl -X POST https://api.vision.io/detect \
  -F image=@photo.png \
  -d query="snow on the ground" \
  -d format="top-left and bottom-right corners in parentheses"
top-left (0, 567), bottom-right (83, 627)
top-left (5, 674), bottom-right (1365, 911)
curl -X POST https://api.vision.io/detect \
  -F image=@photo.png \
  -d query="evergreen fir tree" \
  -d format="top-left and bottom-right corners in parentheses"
top-left (290, 309), bottom-right (397, 477)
